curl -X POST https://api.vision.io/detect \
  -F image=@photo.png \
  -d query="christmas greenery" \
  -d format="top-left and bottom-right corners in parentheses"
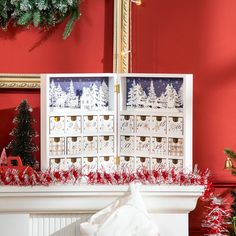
top-left (7, 100), bottom-right (38, 168)
top-left (0, 0), bottom-right (81, 39)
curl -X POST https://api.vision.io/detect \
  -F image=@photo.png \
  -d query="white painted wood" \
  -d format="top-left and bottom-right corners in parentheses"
top-left (0, 185), bottom-right (203, 236)
top-left (117, 73), bottom-right (193, 171)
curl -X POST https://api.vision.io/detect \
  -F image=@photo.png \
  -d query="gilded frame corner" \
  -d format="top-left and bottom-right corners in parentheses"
top-left (0, 74), bottom-right (40, 89)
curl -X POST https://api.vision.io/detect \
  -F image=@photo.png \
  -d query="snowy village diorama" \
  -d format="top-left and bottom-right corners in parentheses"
top-left (41, 74), bottom-right (192, 172)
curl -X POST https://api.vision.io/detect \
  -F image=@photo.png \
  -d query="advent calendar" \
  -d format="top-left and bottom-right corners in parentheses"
top-left (41, 74), bottom-right (192, 172)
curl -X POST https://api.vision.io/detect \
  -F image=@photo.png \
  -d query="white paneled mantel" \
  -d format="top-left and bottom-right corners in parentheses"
top-left (0, 185), bottom-right (204, 236)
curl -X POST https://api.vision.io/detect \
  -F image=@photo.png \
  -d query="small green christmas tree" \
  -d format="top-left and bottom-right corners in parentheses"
top-left (7, 100), bottom-right (38, 168)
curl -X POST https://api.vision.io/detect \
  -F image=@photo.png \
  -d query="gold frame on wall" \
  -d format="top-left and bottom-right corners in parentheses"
top-left (0, 74), bottom-right (40, 89)
top-left (113, 0), bottom-right (130, 73)
top-left (0, 0), bottom-right (130, 88)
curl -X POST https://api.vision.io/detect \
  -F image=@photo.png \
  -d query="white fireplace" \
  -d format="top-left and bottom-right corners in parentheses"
top-left (0, 185), bottom-right (203, 236)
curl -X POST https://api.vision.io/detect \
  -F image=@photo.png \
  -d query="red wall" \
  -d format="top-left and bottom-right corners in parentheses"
top-left (0, 0), bottom-right (113, 165)
top-left (132, 0), bottom-right (236, 234)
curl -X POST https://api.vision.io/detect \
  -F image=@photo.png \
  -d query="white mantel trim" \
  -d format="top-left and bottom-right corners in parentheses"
top-left (0, 185), bottom-right (204, 214)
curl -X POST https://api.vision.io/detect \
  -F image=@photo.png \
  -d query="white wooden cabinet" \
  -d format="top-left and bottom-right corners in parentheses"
top-left (41, 73), bottom-right (192, 171)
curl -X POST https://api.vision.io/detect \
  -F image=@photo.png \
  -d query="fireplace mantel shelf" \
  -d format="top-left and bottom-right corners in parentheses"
top-left (0, 185), bottom-right (203, 214)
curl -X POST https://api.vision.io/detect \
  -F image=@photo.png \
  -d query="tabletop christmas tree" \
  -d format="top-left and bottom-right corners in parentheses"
top-left (202, 197), bottom-right (231, 235)
top-left (7, 100), bottom-right (38, 168)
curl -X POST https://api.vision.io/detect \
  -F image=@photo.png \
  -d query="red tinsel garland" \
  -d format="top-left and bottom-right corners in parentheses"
top-left (0, 165), bottom-right (230, 234)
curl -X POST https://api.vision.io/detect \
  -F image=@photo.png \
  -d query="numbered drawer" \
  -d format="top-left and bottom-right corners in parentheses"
top-left (98, 136), bottom-right (114, 153)
top-left (65, 116), bottom-right (81, 134)
top-left (68, 157), bottom-right (82, 168)
top-left (168, 159), bottom-right (183, 169)
top-left (150, 116), bottom-right (167, 135)
top-left (151, 158), bottom-right (167, 169)
top-left (66, 137), bottom-right (82, 155)
top-left (136, 115), bottom-right (151, 133)
top-left (50, 158), bottom-right (62, 169)
top-left (135, 136), bottom-right (150, 155)
top-left (99, 156), bottom-right (114, 171)
top-left (83, 157), bottom-right (98, 173)
top-left (49, 116), bottom-right (65, 134)
top-left (49, 137), bottom-right (65, 156)
top-left (168, 117), bottom-right (183, 136)
top-left (83, 115), bottom-right (98, 133)
top-left (168, 138), bottom-right (184, 156)
top-left (120, 156), bottom-right (135, 170)
top-left (83, 136), bottom-right (98, 154)
top-left (120, 115), bottom-right (135, 133)
top-left (120, 136), bottom-right (135, 154)
top-left (136, 157), bottom-right (150, 169)
top-left (99, 115), bottom-right (114, 133)
top-left (151, 137), bottom-right (167, 156)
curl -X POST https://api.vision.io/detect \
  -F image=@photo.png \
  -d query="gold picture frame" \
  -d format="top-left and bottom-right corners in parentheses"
top-left (0, 0), bottom-right (131, 88)
top-left (0, 74), bottom-right (40, 89)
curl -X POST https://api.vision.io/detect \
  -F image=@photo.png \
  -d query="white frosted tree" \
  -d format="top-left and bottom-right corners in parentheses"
top-left (176, 84), bottom-right (184, 108)
top-left (66, 80), bottom-right (77, 108)
top-left (135, 83), bottom-right (146, 108)
top-left (91, 83), bottom-right (99, 109)
top-left (97, 86), bottom-right (107, 110)
top-left (159, 93), bottom-right (167, 108)
top-left (146, 80), bottom-right (157, 108)
top-left (101, 80), bottom-right (109, 105)
top-left (164, 84), bottom-right (178, 109)
top-left (49, 80), bottom-right (57, 107)
top-left (127, 80), bottom-right (136, 109)
top-left (54, 84), bottom-right (67, 108)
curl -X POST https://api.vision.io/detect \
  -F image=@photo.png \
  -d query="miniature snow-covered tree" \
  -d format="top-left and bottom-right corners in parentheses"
top-left (101, 80), bottom-right (109, 105)
top-left (146, 80), bottom-right (157, 108)
top-left (127, 80), bottom-right (136, 109)
top-left (49, 79), bottom-right (57, 107)
top-left (55, 84), bottom-right (67, 108)
top-left (202, 197), bottom-right (231, 235)
top-left (176, 84), bottom-right (184, 108)
top-left (7, 100), bottom-right (38, 168)
top-left (91, 83), bottom-right (99, 109)
top-left (66, 80), bottom-right (78, 108)
top-left (134, 83), bottom-right (146, 108)
top-left (164, 84), bottom-right (178, 109)
top-left (97, 86), bottom-right (107, 110)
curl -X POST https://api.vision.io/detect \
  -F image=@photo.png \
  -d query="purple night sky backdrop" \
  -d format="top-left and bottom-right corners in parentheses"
top-left (50, 77), bottom-right (109, 96)
top-left (126, 77), bottom-right (183, 98)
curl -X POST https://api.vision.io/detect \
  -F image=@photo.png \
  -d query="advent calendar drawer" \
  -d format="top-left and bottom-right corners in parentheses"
top-left (120, 136), bottom-right (135, 154)
top-left (151, 137), bottom-right (167, 156)
top-left (49, 137), bottom-right (65, 156)
top-left (83, 136), bottom-right (98, 154)
top-left (120, 115), bottom-right (135, 133)
top-left (99, 115), bottom-right (114, 132)
top-left (99, 156), bottom-right (114, 170)
top-left (50, 158), bottom-right (70, 170)
top-left (83, 157), bottom-right (98, 173)
top-left (49, 116), bottom-right (65, 134)
top-left (168, 138), bottom-right (184, 156)
top-left (120, 156), bottom-right (135, 170)
top-left (66, 137), bottom-right (82, 155)
top-left (136, 115), bottom-right (151, 133)
top-left (151, 158), bottom-right (167, 169)
top-left (150, 116), bottom-right (167, 135)
top-left (168, 117), bottom-right (183, 136)
top-left (68, 157), bottom-right (82, 168)
top-left (50, 158), bottom-right (62, 169)
top-left (136, 157), bottom-right (150, 169)
top-left (65, 116), bottom-right (81, 134)
top-left (168, 159), bottom-right (183, 169)
top-left (98, 136), bottom-right (114, 153)
top-left (135, 136), bottom-right (150, 155)
top-left (83, 115), bottom-right (98, 133)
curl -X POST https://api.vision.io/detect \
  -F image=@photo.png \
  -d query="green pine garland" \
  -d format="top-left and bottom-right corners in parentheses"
top-left (0, 0), bottom-right (81, 39)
